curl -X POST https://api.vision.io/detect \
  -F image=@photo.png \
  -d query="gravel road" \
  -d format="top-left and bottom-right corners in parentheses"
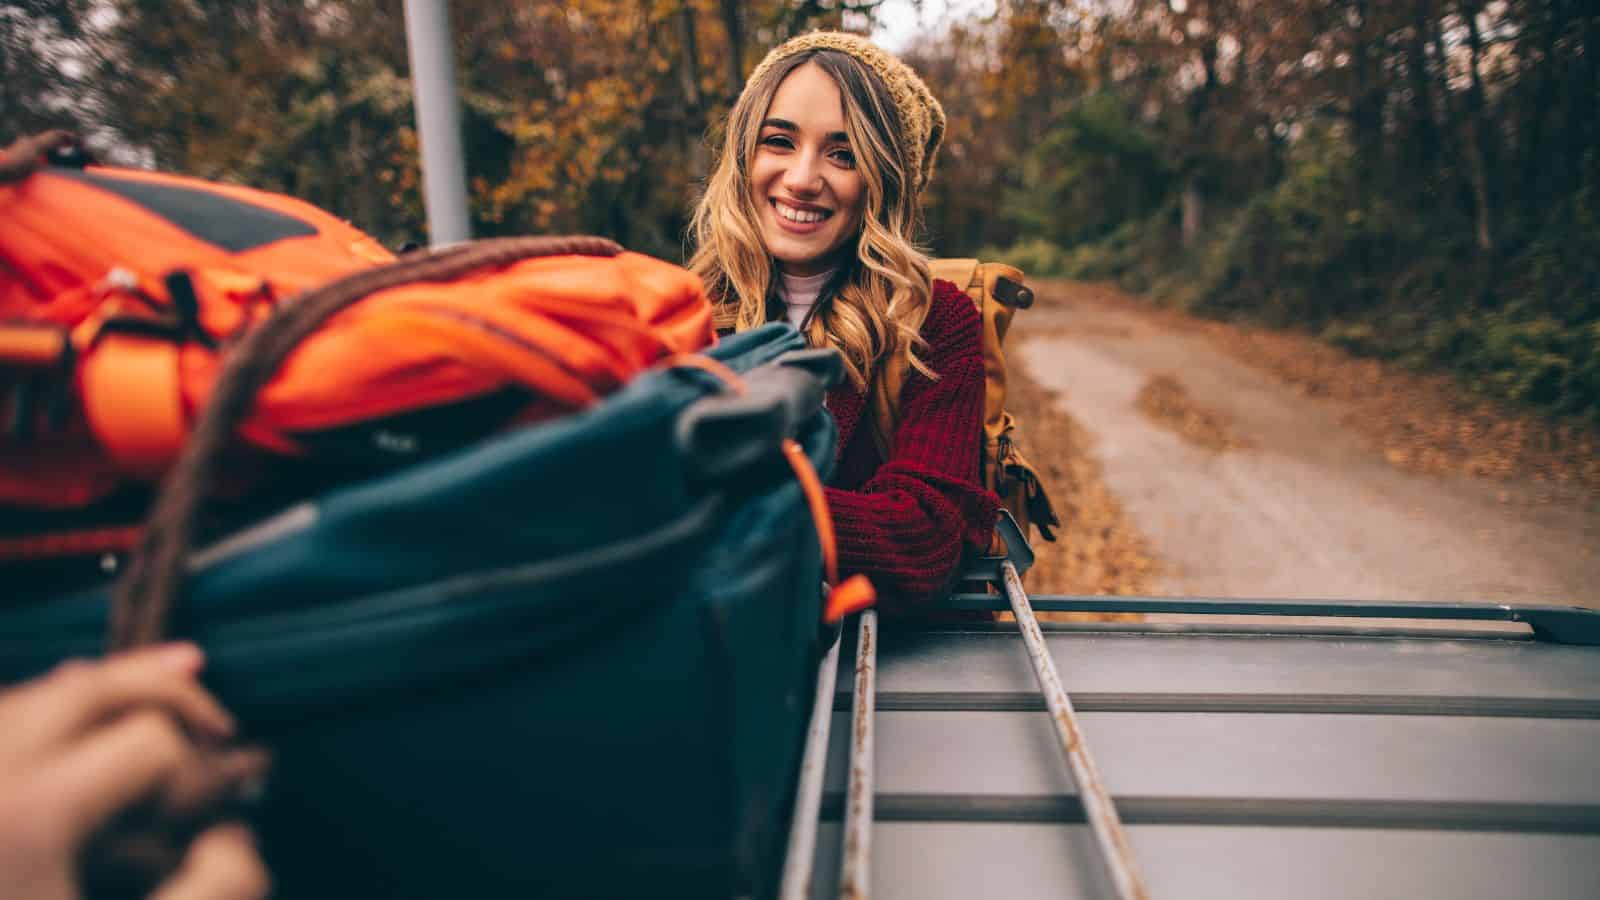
top-left (1017, 291), bottom-right (1600, 609)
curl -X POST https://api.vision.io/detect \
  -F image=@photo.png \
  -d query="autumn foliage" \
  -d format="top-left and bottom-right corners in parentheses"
top-left (6, 0), bottom-right (1596, 422)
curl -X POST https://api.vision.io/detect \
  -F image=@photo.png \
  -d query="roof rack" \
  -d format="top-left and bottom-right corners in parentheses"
top-left (785, 513), bottom-right (1153, 899)
top-left (780, 513), bottom-right (1600, 899)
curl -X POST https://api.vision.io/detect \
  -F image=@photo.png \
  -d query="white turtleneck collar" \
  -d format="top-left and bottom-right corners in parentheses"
top-left (778, 268), bottom-right (835, 328)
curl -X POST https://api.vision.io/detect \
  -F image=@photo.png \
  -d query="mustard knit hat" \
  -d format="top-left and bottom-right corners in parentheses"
top-left (744, 31), bottom-right (947, 195)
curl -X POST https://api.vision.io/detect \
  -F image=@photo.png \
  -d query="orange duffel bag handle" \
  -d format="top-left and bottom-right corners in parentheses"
top-left (108, 235), bottom-right (622, 650)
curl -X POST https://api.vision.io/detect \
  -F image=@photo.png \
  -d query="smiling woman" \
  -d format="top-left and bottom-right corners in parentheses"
top-left (688, 32), bottom-right (999, 611)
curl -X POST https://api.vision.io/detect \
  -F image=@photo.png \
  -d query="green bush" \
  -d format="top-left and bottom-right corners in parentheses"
top-left (978, 211), bottom-right (1174, 284)
top-left (976, 238), bottom-right (1073, 278)
top-left (1462, 315), bottom-right (1599, 420)
top-left (1004, 92), bottom-right (1173, 248)
top-left (1185, 129), bottom-right (1425, 325)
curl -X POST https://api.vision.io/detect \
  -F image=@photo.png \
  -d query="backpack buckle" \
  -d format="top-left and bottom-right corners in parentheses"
top-left (88, 269), bottom-right (219, 351)
top-left (992, 276), bottom-right (1034, 310)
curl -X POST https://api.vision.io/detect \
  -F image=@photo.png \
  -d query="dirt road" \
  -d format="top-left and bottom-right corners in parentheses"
top-left (1015, 284), bottom-right (1600, 608)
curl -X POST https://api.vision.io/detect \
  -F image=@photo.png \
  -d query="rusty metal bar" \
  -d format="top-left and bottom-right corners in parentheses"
top-left (779, 628), bottom-right (843, 900)
top-left (1002, 561), bottom-right (1150, 900)
top-left (840, 609), bottom-right (877, 900)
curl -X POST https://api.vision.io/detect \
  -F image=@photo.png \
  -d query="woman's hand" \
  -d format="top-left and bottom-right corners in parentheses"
top-left (0, 644), bottom-right (271, 900)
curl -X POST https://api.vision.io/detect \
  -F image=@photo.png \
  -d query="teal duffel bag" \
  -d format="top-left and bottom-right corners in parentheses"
top-left (0, 321), bottom-right (839, 899)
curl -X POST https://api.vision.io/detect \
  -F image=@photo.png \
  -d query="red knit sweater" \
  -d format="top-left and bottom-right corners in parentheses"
top-left (823, 278), bottom-right (1000, 611)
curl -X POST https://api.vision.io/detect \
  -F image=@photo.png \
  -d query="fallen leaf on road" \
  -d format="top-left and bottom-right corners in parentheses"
top-left (1135, 373), bottom-right (1253, 452)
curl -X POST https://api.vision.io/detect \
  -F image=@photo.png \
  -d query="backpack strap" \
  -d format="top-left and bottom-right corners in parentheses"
top-left (928, 258), bottom-right (982, 297)
top-left (868, 259), bottom-right (984, 460)
top-left (867, 259), bottom-right (1059, 554)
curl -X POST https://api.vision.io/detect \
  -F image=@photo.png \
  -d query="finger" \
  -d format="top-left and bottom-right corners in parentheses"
top-left (0, 129), bottom-right (80, 173)
top-left (39, 708), bottom-right (190, 839)
top-left (76, 749), bottom-right (271, 898)
top-left (30, 644), bottom-right (234, 746)
top-left (155, 746), bottom-right (272, 821)
top-left (80, 829), bottom-right (187, 900)
top-left (148, 823), bottom-right (270, 900)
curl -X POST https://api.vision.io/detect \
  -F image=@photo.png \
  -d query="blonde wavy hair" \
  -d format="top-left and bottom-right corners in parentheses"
top-left (688, 49), bottom-right (935, 396)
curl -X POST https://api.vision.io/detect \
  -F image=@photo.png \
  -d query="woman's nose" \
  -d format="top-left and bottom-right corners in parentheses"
top-left (781, 150), bottom-right (824, 196)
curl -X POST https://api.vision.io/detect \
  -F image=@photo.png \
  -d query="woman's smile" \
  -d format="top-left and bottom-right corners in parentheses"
top-left (772, 197), bottom-right (834, 232)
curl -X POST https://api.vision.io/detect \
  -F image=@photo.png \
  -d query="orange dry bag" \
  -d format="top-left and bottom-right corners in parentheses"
top-left (0, 133), bottom-right (714, 564)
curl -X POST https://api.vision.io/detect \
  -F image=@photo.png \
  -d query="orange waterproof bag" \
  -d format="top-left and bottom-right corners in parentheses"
top-left (0, 134), bottom-right (714, 561)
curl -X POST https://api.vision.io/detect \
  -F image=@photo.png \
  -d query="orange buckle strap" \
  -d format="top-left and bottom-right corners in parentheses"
top-left (0, 323), bottom-right (71, 368)
top-left (78, 334), bottom-right (186, 478)
top-left (668, 354), bottom-right (876, 624)
top-left (0, 323), bottom-right (74, 437)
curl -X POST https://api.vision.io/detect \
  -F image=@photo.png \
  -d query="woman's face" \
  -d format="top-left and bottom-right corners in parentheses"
top-left (750, 61), bottom-right (867, 277)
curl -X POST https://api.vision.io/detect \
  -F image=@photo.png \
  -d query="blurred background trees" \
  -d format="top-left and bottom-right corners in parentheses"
top-left (5, 0), bottom-right (879, 254)
top-left (931, 0), bottom-right (1599, 423)
top-left (3, 0), bottom-right (1596, 421)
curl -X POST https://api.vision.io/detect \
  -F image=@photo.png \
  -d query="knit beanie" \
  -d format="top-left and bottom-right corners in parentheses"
top-left (744, 31), bottom-right (947, 195)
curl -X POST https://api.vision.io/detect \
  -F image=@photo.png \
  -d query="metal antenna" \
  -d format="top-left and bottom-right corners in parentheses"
top-left (403, 0), bottom-right (472, 246)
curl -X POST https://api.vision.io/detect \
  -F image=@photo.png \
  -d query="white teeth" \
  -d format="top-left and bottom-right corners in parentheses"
top-left (776, 201), bottom-right (827, 224)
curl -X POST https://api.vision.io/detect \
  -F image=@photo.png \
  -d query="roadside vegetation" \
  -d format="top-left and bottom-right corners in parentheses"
top-left (947, 3), bottom-right (1599, 429)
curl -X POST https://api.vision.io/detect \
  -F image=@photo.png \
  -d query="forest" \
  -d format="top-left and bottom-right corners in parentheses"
top-left (5, 0), bottom-right (1597, 421)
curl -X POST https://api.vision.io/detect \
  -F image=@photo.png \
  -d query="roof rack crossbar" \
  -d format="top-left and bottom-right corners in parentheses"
top-left (938, 593), bottom-right (1600, 645)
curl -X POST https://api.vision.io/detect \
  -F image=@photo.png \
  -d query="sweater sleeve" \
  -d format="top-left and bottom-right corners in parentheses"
top-left (823, 280), bottom-right (1000, 611)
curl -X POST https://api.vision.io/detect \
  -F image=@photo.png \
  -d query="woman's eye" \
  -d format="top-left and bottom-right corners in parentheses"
top-left (760, 135), bottom-right (794, 150)
top-left (829, 148), bottom-right (857, 168)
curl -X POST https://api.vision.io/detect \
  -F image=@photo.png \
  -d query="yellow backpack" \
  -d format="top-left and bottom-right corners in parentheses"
top-left (872, 259), bottom-right (1059, 557)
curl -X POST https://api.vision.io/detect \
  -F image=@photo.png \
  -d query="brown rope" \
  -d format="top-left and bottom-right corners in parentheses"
top-left (108, 235), bottom-right (624, 650)
top-left (0, 130), bottom-right (82, 182)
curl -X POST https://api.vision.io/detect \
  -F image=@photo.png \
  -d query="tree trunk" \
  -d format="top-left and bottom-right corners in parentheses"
top-left (1585, 7), bottom-right (1600, 203)
top-left (719, 0), bottom-right (744, 99)
top-left (676, 3), bottom-right (702, 113)
top-left (1406, 0), bottom-right (1437, 188)
top-left (676, 1), bottom-right (707, 180)
top-left (1429, 10), bottom-right (1456, 166)
top-left (1349, 0), bottom-right (1385, 177)
top-left (1462, 0), bottom-right (1497, 254)
top-left (1182, 176), bottom-right (1204, 249)
top-left (1518, 0), bottom-right (1558, 225)
top-left (1180, 27), bottom-right (1218, 250)
top-left (1561, 0), bottom-right (1592, 211)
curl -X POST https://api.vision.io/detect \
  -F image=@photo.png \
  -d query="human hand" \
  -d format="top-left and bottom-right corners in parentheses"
top-left (0, 644), bottom-right (271, 900)
top-left (0, 130), bottom-right (82, 179)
